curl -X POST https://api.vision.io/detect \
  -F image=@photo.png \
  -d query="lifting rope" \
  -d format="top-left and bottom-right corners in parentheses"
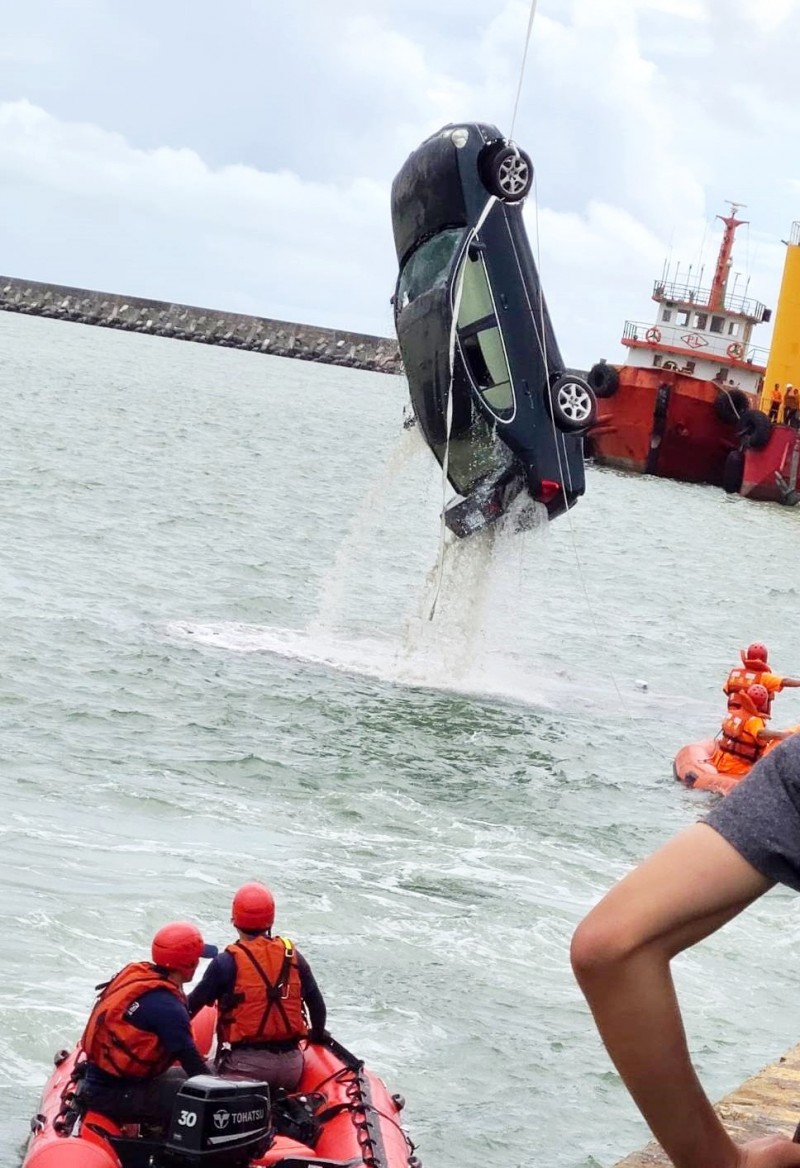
top-left (428, 196), bottom-right (498, 621)
top-left (509, 0), bottom-right (540, 141)
top-left (428, 0), bottom-right (541, 621)
top-left (429, 0), bottom-right (662, 744)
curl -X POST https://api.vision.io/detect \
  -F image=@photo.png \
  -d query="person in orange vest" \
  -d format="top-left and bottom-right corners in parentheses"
top-left (188, 883), bottom-right (327, 1089)
top-left (768, 382), bottom-right (783, 423)
top-left (723, 641), bottom-right (800, 713)
top-left (80, 922), bottom-right (217, 1128)
top-left (710, 683), bottom-right (787, 777)
top-left (784, 383), bottom-right (800, 426)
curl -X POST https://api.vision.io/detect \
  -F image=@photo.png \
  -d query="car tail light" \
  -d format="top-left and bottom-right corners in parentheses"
top-left (538, 480), bottom-right (562, 503)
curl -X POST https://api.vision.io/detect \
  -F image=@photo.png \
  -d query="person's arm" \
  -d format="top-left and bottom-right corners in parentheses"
top-left (758, 729), bottom-right (790, 743)
top-left (187, 953), bottom-right (235, 1018)
top-left (571, 823), bottom-right (787, 1168)
top-left (779, 678), bottom-right (800, 689)
top-left (296, 951), bottom-right (327, 1041)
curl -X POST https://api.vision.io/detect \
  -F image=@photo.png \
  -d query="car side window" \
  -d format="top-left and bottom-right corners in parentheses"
top-left (456, 252), bottom-right (514, 419)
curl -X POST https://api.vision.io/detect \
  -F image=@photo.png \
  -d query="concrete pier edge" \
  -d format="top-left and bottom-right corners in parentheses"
top-left (0, 276), bottom-right (403, 376)
top-left (614, 1042), bottom-right (800, 1166)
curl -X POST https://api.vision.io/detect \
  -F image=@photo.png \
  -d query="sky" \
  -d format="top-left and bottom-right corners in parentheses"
top-left (1, 0), bottom-right (799, 368)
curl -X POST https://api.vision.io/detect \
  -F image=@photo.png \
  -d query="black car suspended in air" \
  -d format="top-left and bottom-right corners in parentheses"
top-left (390, 122), bottom-right (596, 537)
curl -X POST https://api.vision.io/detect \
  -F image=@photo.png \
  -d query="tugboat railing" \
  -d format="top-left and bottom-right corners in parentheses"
top-left (651, 281), bottom-right (766, 321)
top-left (622, 320), bottom-right (768, 367)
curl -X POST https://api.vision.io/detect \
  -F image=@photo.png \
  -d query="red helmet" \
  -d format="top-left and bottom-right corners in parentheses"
top-left (746, 642), bottom-right (769, 664)
top-left (232, 883), bottom-right (275, 932)
top-left (151, 922), bottom-right (216, 979)
top-left (746, 683), bottom-right (769, 712)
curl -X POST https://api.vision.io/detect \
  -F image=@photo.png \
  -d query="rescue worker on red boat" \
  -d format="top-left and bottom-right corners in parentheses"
top-left (80, 922), bottom-right (217, 1129)
top-left (723, 642), bottom-right (800, 713)
top-left (710, 683), bottom-right (787, 777)
top-left (187, 882), bottom-right (327, 1090)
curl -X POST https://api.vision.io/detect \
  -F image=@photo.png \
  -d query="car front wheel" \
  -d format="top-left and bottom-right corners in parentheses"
top-left (479, 145), bottom-right (533, 202)
top-left (548, 374), bottom-right (598, 432)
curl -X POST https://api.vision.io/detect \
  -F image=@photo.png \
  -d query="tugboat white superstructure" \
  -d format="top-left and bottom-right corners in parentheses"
top-left (588, 206), bottom-right (773, 487)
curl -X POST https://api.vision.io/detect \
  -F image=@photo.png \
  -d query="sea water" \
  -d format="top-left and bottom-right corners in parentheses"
top-left (3, 310), bottom-right (800, 1167)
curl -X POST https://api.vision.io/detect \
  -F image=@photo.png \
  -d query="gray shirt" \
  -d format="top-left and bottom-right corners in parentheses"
top-left (705, 734), bottom-right (800, 891)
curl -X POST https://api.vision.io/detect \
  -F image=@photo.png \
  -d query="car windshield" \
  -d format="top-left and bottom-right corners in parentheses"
top-left (396, 229), bottom-right (466, 311)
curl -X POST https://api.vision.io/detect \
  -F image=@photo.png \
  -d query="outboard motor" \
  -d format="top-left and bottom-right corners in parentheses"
top-left (159, 1076), bottom-right (272, 1167)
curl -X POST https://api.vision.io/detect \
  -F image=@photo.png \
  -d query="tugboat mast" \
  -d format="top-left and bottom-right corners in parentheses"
top-left (619, 202), bottom-right (767, 390)
top-left (709, 202), bottom-right (747, 311)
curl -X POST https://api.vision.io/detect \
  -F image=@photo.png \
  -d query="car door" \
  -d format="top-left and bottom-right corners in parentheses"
top-left (454, 246), bottom-right (516, 425)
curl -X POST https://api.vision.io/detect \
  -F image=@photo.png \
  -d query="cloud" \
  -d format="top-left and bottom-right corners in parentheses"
top-left (0, 99), bottom-right (397, 336)
top-left (0, 0), bottom-right (799, 369)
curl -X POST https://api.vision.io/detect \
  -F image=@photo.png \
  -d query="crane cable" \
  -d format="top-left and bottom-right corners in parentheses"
top-left (428, 0), bottom-right (541, 621)
top-left (509, 0), bottom-right (539, 142)
top-left (511, 0), bottom-right (645, 733)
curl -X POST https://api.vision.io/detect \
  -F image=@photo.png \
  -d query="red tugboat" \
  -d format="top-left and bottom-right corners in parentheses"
top-left (587, 205), bottom-right (772, 490)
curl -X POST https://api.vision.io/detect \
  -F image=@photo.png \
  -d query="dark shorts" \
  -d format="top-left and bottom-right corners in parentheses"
top-left (704, 734), bottom-right (800, 890)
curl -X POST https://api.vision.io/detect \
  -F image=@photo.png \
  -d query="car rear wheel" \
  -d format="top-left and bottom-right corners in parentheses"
top-left (479, 145), bottom-right (533, 202)
top-left (548, 374), bottom-right (598, 432)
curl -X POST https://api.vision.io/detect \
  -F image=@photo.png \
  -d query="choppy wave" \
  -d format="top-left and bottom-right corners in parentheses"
top-left (4, 314), bottom-right (800, 1168)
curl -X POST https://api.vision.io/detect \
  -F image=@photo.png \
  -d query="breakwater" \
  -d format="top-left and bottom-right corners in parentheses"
top-left (615, 1040), bottom-right (800, 1167)
top-left (0, 276), bottom-right (403, 375)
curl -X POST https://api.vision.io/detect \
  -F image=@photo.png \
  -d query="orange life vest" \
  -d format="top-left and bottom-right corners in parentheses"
top-left (218, 936), bottom-right (308, 1047)
top-left (716, 710), bottom-right (765, 764)
top-left (724, 666), bottom-right (782, 710)
top-left (81, 962), bottom-right (186, 1080)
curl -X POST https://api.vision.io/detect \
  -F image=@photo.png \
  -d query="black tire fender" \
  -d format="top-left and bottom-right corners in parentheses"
top-left (723, 448), bottom-right (745, 494)
top-left (737, 408), bottom-right (772, 450)
top-left (714, 388), bottom-right (750, 425)
top-left (587, 361), bottom-right (619, 399)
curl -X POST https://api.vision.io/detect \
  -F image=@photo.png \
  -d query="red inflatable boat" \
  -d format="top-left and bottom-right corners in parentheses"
top-left (673, 738), bottom-right (749, 796)
top-left (23, 1007), bottom-right (418, 1168)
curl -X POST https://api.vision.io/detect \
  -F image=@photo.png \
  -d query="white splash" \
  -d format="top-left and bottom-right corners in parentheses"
top-left (310, 423), bottom-right (426, 636)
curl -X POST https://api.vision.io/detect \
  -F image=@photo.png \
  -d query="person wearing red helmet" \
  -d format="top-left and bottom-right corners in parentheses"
top-left (188, 883), bottom-right (327, 1090)
top-left (571, 729), bottom-right (800, 1168)
top-left (710, 683), bottom-right (788, 777)
top-left (80, 921), bottom-right (217, 1130)
top-left (723, 642), bottom-right (800, 714)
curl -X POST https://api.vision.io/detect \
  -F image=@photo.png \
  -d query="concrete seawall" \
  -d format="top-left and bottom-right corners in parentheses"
top-left (614, 1041), bottom-right (800, 1167)
top-left (0, 276), bottom-right (403, 376)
